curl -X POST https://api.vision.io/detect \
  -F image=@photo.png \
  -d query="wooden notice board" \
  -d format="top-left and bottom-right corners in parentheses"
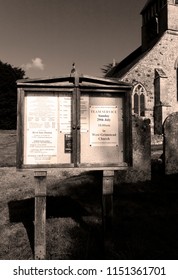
top-left (16, 75), bottom-right (132, 170)
top-left (16, 74), bottom-right (133, 260)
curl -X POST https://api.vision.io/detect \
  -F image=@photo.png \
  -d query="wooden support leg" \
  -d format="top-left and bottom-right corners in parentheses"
top-left (102, 170), bottom-right (114, 254)
top-left (34, 171), bottom-right (47, 260)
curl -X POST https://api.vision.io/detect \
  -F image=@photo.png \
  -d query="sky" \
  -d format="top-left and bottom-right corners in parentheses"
top-left (0, 0), bottom-right (146, 79)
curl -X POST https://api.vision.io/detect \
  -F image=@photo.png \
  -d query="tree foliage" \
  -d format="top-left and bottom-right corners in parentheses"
top-left (101, 62), bottom-right (117, 76)
top-left (101, 63), bottom-right (113, 75)
top-left (0, 61), bottom-right (25, 129)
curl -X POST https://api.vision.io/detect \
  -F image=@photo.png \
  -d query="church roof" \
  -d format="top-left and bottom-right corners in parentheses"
top-left (106, 46), bottom-right (144, 78)
top-left (141, 0), bottom-right (156, 14)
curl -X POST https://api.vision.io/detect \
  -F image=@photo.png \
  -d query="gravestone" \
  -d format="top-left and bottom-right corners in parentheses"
top-left (131, 115), bottom-right (151, 181)
top-left (163, 112), bottom-right (178, 175)
top-left (115, 115), bottom-right (151, 183)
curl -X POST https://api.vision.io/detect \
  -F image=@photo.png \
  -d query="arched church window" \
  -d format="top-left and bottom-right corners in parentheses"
top-left (140, 92), bottom-right (145, 116)
top-left (134, 92), bottom-right (139, 115)
top-left (133, 84), bottom-right (146, 116)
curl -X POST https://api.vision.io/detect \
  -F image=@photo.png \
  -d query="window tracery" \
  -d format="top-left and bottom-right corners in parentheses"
top-left (133, 84), bottom-right (146, 116)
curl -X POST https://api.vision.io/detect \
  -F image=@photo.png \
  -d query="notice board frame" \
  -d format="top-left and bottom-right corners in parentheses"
top-left (16, 74), bottom-right (133, 171)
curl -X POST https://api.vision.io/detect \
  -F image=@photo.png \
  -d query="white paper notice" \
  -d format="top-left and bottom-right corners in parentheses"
top-left (59, 96), bottom-right (72, 133)
top-left (25, 94), bottom-right (58, 164)
top-left (90, 105), bottom-right (118, 146)
top-left (80, 95), bottom-right (89, 132)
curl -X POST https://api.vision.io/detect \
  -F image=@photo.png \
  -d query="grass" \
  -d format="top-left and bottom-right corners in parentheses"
top-left (0, 130), bottom-right (16, 167)
top-left (1, 131), bottom-right (178, 260)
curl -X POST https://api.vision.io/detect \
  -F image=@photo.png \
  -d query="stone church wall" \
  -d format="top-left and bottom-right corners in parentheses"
top-left (120, 32), bottom-right (178, 134)
top-left (168, 4), bottom-right (178, 31)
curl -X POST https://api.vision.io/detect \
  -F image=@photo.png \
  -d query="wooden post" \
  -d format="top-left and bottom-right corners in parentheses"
top-left (34, 171), bottom-right (47, 260)
top-left (102, 170), bottom-right (114, 253)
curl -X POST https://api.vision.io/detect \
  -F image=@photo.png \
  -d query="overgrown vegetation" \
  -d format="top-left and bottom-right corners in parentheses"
top-left (0, 61), bottom-right (25, 129)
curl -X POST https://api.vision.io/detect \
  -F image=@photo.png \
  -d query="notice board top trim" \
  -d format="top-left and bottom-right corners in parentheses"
top-left (17, 74), bottom-right (132, 90)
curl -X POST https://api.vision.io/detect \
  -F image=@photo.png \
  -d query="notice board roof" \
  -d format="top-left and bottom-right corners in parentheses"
top-left (17, 74), bottom-right (132, 90)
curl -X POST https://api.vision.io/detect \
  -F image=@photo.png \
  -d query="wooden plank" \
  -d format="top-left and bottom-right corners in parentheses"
top-left (102, 170), bottom-right (114, 249)
top-left (19, 163), bottom-right (75, 169)
top-left (79, 74), bottom-right (132, 87)
top-left (76, 86), bottom-right (81, 167)
top-left (72, 88), bottom-right (77, 165)
top-left (21, 87), bottom-right (74, 92)
top-left (19, 165), bottom-right (128, 172)
top-left (71, 73), bottom-right (80, 167)
top-left (34, 171), bottom-right (47, 260)
top-left (79, 162), bottom-right (128, 168)
top-left (16, 89), bottom-right (25, 169)
top-left (80, 88), bottom-right (130, 93)
top-left (124, 88), bottom-right (133, 166)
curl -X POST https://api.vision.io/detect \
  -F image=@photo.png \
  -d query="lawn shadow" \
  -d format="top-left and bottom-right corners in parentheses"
top-left (112, 171), bottom-right (178, 259)
top-left (8, 195), bottom-right (90, 256)
top-left (8, 167), bottom-right (178, 260)
top-left (8, 171), bottom-right (104, 259)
